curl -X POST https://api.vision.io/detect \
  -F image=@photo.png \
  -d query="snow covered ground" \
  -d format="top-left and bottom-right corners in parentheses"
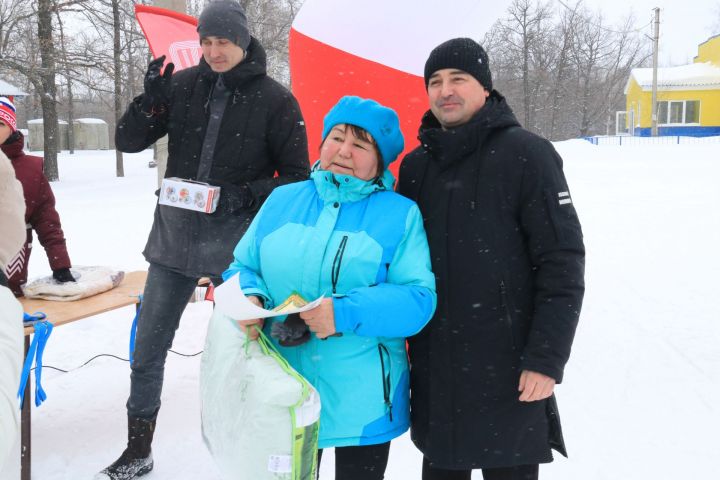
top-left (18, 140), bottom-right (720, 479)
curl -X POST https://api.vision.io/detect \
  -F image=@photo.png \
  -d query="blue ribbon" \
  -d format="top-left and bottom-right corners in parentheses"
top-left (17, 320), bottom-right (54, 408)
top-left (23, 311), bottom-right (47, 324)
top-left (129, 295), bottom-right (143, 365)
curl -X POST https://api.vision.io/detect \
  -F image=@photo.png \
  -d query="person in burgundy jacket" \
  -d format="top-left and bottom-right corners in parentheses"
top-left (0, 97), bottom-right (75, 297)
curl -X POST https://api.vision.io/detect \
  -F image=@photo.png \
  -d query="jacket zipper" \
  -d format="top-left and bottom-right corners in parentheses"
top-left (331, 235), bottom-right (348, 295)
top-left (377, 343), bottom-right (393, 421)
top-left (500, 280), bottom-right (516, 349)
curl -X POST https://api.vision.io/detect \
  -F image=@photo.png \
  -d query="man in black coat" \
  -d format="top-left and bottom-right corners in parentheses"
top-left (398, 38), bottom-right (585, 480)
top-left (97, 2), bottom-right (308, 479)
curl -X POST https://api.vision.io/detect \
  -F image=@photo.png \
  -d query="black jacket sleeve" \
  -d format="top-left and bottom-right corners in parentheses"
top-left (114, 95), bottom-right (169, 153)
top-left (244, 93), bottom-right (310, 209)
top-left (517, 136), bottom-right (585, 383)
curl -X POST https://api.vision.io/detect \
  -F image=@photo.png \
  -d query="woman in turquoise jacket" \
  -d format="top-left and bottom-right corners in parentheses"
top-left (223, 96), bottom-right (436, 478)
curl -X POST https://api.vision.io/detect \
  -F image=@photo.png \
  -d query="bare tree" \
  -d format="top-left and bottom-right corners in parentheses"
top-left (547, 2), bottom-right (580, 139)
top-left (111, 0), bottom-right (124, 176)
top-left (486, 0), bottom-right (649, 139)
top-left (38, 0), bottom-right (60, 180)
top-left (488, 0), bottom-right (553, 129)
top-left (55, 6), bottom-right (76, 153)
top-left (571, 11), bottom-right (607, 137)
top-left (1, 0), bottom-right (96, 176)
top-left (73, 0), bottom-right (152, 174)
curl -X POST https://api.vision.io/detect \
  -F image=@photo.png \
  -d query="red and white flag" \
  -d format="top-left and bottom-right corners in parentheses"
top-left (290, 0), bottom-right (510, 175)
top-left (135, 5), bottom-right (201, 72)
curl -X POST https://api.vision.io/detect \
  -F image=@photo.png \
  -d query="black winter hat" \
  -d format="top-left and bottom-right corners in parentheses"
top-left (424, 38), bottom-right (492, 91)
top-left (197, 0), bottom-right (251, 50)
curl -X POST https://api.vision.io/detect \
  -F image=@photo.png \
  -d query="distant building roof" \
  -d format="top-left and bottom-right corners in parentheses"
top-left (625, 62), bottom-right (720, 93)
top-left (0, 79), bottom-right (28, 97)
top-left (28, 119), bottom-right (69, 124)
top-left (75, 118), bottom-right (108, 124)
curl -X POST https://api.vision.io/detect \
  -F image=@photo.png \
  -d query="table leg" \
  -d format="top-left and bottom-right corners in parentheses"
top-left (21, 335), bottom-right (31, 480)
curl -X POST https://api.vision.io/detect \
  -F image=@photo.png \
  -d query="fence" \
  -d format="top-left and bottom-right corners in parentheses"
top-left (582, 135), bottom-right (720, 146)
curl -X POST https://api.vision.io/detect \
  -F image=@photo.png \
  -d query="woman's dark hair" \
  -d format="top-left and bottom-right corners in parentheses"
top-left (321, 124), bottom-right (384, 176)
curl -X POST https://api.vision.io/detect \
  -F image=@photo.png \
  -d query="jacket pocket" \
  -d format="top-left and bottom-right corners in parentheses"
top-left (378, 343), bottom-right (394, 421)
top-left (499, 280), bottom-right (517, 350)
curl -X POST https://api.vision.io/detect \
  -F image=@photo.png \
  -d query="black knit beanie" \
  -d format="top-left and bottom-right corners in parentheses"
top-left (424, 38), bottom-right (492, 91)
top-left (197, 0), bottom-right (250, 50)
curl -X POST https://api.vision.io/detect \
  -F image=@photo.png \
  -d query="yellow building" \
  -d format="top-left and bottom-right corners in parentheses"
top-left (623, 34), bottom-right (720, 136)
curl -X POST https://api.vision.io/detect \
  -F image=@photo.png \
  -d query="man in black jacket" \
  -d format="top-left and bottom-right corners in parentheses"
top-left (97, 1), bottom-right (308, 479)
top-left (398, 38), bottom-right (585, 480)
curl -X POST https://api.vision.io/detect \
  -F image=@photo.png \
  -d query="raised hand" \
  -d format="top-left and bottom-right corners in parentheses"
top-left (141, 55), bottom-right (175, 112)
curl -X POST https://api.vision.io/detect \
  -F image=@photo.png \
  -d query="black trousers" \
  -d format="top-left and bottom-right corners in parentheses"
top-left (317, 442), bottom-right (391, 480)
top-left (126, 262), bottom-right (221, 419)
top-left (422, 457), bottom-right (539, 480)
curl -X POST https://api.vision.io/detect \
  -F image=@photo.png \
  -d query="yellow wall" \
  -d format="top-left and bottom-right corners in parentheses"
top-left (695, 35), bottom-right (720, 65)
top-left (625, 77), bottom-right (720, 127)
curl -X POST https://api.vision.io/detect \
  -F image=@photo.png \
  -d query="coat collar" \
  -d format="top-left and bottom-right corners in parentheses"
top-left (418, 91), bottom-right (520, 169)
top-left (0, 131), bottom-right (25, 160)
top-left (310, 160), bottom-right (395, 204)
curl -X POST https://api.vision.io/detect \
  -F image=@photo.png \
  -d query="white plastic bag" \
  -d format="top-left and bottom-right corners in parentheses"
top-left (200, 310), bottom-right (320, 480)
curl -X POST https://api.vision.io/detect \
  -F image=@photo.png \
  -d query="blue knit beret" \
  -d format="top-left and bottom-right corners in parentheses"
top-left (321, 96), bottom-right (405, 168)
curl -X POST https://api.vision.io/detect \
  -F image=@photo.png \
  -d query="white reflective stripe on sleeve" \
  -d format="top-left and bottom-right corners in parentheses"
top-left (559, 198), bottom-right (573, 205)
top-left (558, 191), bottom-right (570, 198)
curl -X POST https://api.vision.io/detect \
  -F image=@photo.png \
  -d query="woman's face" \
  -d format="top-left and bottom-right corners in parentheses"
top-left (0, 121), bottom-right (13, 144)
top-left (319, 124), bottom-right (380, 181)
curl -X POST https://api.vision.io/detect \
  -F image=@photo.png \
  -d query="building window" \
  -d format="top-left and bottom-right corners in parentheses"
top-left (685, 101), bottom-right (699, 123)
top-left (656, 100), bottom-right (700, 125)
top-left (616, 111), bottom-right (629, 135)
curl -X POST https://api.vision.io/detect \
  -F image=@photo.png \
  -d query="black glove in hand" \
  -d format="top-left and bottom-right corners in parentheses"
top-left (53, 268), bottom-right (76, 283)
top-left (140, 55), bottom-right (175, 114)
top-left (271, 313), bottom-right (311, 347)
top-left (210, 180), bottom-right (254, 214)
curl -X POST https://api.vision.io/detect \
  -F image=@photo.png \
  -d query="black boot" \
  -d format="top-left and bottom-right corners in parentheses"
top-left (95, 415), bottom-right (156, 480)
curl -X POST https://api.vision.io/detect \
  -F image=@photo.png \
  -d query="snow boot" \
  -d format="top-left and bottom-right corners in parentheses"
top-left (94, 415), bottom-right (156, 480)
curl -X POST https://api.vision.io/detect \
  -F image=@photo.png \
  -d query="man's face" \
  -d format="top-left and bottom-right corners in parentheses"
top-left (427, 69), bottom-right (490, 129)
top-left (0, 120), bottom-right (13, 144)
top-left (201, 36), bottom-right (245, 73)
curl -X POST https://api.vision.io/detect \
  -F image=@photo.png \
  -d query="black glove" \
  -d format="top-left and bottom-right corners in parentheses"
top-left (271, 313), bottom-right (311, 347)
top-left (53, 268), bottom-right (76, 283)
top-left (209, 179), bottom-right (254, 214)
top-left (140, 55), bottom-right (175, 113)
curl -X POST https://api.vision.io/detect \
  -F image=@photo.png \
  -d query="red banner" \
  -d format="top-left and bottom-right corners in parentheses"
top-left (135, 5), bottom-right (201, 72)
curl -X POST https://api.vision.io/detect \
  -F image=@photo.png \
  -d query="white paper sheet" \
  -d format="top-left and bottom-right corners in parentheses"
top-left (213, 273), bottom-right (323, 321)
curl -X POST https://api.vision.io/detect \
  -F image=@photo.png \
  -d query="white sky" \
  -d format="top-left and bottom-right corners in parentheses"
top-left (574, 0), bottom-right (720, 66)
top-left (292, 0), bottom-right (719, 75)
